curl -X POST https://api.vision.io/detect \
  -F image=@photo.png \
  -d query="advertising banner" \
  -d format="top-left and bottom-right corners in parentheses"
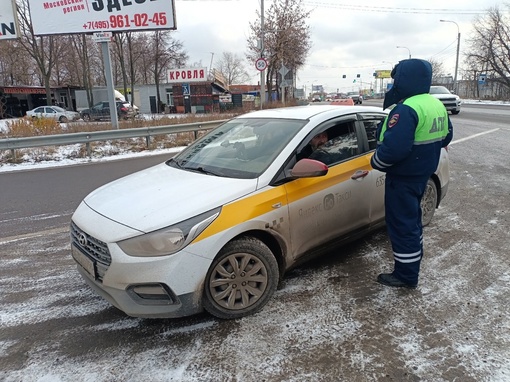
top-left (27, 0), bottom-right (176, 36)
top-left (168, 67), bottom-right (208, 83)
top-left (375, 70), bottom-right (392, 79)
top-left (0, 0), bottom-right (20, 40)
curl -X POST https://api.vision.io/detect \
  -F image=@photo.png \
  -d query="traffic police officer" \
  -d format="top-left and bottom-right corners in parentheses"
top-left (371, 58), bottom-right (453, 288)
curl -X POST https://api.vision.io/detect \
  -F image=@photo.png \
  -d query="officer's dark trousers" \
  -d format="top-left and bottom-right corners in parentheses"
top-left (384, 176), bottom-right (428, 286)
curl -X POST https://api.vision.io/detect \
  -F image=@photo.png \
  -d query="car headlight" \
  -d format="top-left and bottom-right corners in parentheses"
top-left (118, 207), bottom-right (221, 257)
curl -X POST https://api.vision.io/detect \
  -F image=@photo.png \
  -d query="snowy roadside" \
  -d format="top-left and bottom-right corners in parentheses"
top-left (1, 99), bottom-right (508, 173)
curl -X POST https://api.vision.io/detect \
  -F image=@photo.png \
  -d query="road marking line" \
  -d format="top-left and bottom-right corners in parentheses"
top-left (449, 128), bottom-right (500, 145)
top-left (0, 226), bottom-right (68, 245)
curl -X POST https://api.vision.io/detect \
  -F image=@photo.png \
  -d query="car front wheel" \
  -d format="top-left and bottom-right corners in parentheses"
top-left (82, 113), bottom-right (90, 122)
top-left (203, 237), bottom-right (279, 319)
top-left (59, 116), bottom-right (69, 123)
top-left (421, 178), bottom-right (438, 227)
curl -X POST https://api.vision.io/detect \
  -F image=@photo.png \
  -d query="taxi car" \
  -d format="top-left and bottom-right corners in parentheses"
top-left (70, 105), bottom-right (450, 320)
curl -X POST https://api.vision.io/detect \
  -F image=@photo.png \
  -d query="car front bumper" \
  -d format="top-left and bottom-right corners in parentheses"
top-left (70, 203), bottom-right (214, 318)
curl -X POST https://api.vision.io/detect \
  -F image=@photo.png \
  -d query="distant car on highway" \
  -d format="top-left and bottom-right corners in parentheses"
top-left (429, 86), bottom-right (461, 115)
top-left (26, 106), bottom-right (80, 123)
top-left (80, 101), bottom-right (135, 122)
top-left (346, 92), bottom-right (363, 104)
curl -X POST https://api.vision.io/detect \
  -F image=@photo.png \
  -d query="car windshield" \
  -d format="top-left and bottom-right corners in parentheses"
top-left (430, 86), bottom-right (451, 95)
top-left (53, 106), bottom-right (66, 112)
top-left (168, 118), bottom-right (307, 179)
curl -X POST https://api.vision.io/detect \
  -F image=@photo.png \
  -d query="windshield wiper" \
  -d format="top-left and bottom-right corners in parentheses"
top-left (167, 157), bottom-right (183, 168)
top-left (182, 166), bottom-right (222, 176)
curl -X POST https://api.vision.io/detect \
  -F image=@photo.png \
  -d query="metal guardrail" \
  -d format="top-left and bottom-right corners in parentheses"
top-left (0, 119), bottom-right (228, 158)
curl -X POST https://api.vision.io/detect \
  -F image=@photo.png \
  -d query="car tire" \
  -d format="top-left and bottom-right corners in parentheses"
top-left (451, 110), bottom-right (460, 115)
top-left (203, 237), bottom-right (279, 319)
top-left (421, 178), bottom-right (438, 227)
top-left (82, 113), bottom-right (90, 122)
top-left (59, 116), bottom-right (69, 123)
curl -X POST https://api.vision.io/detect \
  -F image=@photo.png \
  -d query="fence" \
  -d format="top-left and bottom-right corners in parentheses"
top-left (0, 120), bottom-right (228, 160)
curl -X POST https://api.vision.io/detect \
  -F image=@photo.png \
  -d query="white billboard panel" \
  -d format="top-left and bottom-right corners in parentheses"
top-left (27, 0), bottom-right (176, 36)
top-left (0, 0), bottom-right (20, 40)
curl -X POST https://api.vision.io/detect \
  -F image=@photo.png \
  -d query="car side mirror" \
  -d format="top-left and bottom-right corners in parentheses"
top-left (290, 158), bottom-right (328, 178)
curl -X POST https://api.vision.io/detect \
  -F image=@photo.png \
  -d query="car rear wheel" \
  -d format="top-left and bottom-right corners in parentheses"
top-left (82, 113), bottom-right (90, 122)
top-left (421, 178), bottom-right (438, 227)
top-left (451, 110), bottom-right (460, 115)
top-left (203, 237), bottom-right (279, 319)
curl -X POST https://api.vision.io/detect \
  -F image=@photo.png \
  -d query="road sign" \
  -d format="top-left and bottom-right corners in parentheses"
top-left (280, 80), bottom-right (290, 88)
top-left (478, 73), bottom-right (487, 85)
top-left (182, 83), bottom-right (190, 95)
top-left (279, 65), bottom-right (289, 77)
top-left (92, 32), bottom-right (113, 43)
top-left (255, 58), bottom-right (268, 71)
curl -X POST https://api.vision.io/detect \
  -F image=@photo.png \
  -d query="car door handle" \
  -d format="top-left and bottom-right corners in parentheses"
top-left (351, 170), bottom-right (369, 180)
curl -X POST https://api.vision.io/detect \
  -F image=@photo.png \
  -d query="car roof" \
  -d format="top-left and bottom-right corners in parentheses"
top-left (235, 105), bottom-right (385, 121)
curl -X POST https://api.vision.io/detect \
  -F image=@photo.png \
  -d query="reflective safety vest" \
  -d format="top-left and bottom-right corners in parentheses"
top-left (379, 93), bottom-right (449, 145)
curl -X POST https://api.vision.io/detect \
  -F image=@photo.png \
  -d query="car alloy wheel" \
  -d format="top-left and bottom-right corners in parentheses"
top-left (421, 178), bottom-right (438, 227)
top-left (203, 237), bottom-right (279, 319)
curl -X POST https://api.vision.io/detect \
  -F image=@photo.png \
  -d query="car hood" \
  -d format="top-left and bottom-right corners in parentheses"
top-left (83, 162), bottom-right (258, 233)
top-left (430, 93), bottom-right (458, 99)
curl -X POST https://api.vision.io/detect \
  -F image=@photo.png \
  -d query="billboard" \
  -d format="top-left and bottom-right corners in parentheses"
top-left (375, 70), bottom-right (392, 79)
top-left (0, 0), bottom-right (20, 40)
top-left (167, 67), bottom-right (208, 83)
top-left (27, 0), bottom-right (176, 36)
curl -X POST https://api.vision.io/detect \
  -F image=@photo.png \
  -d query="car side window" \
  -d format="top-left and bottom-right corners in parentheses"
top-left (301, 122), bottom-right (359, 166)
top-left (362, 120), bottom-right (380, 151)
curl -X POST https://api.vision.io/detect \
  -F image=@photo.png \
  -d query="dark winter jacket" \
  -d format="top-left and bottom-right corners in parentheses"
top-left (370, 59), bottom-right (453, 182)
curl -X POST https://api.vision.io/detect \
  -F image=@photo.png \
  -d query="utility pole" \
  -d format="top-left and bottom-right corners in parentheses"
top-left (209, 52), bottom-right (214, 77)
top-left (440, 20), bottom-right (460, 94)
top-left (260, 0), bottom-right (265, 109)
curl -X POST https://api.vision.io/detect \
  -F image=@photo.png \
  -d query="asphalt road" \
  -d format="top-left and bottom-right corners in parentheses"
top-left (1, 104), bottom-right (509, 381)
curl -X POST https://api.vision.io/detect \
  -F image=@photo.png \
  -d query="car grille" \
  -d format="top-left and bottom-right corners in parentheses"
top-left (70, 221), bottom-right (111, 282)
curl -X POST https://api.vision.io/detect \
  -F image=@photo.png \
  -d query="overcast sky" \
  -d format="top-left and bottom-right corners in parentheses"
top-left (172, 0), bottom-right (501, 93)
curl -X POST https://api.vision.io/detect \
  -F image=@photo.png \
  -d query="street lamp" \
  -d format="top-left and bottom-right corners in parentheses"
top-left (396, 46), bottom-right (411, 59)
top-left (440, 19), bottom-right (461, 94)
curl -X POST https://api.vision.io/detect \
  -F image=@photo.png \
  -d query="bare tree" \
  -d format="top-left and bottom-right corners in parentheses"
top-left (248, 0), bottom-right (312, 101)
top-left (111, 32), bottom-right (132, 101)
top-left (69, 34), bottom-right (98, 107)
top-left (0, 40), bottom-right (34, 85)
top-left (429, 58), bottom-right (446, 84)
top-left (215, 52), bottom-right (250, 85)
top-left (145, 31), bottom-right (187, 111)
top-left (16, 0), bottom-right (59, 104)
top-left (465, 5), bottom-right (510, 94)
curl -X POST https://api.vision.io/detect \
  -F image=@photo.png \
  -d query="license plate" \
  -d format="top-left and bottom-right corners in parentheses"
top-left (72, 245), bottom-right (95, 277)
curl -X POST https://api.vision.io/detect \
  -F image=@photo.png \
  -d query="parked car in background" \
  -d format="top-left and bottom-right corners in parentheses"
top-left (80, 101), bottom-right (135, 121)
top-left (70, 105), bottom-right (450, 320)
top-left (26, 106), bottom-right (80, 123)
top-left (429, 86), bottom-right (461, 115)
top-left (346, 92), bottom-right (363, 104)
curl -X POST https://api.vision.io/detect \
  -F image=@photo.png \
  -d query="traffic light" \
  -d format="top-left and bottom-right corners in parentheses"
top-left (353, 79), bottom-right (356, 83)
top-left (356, 74), bottom-right (360, 78)
top-left (342, 74), bottom-right (346, 78)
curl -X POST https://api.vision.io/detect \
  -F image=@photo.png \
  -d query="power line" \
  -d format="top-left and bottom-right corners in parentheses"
top-left (303, 1), bottom-right (485, 15)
